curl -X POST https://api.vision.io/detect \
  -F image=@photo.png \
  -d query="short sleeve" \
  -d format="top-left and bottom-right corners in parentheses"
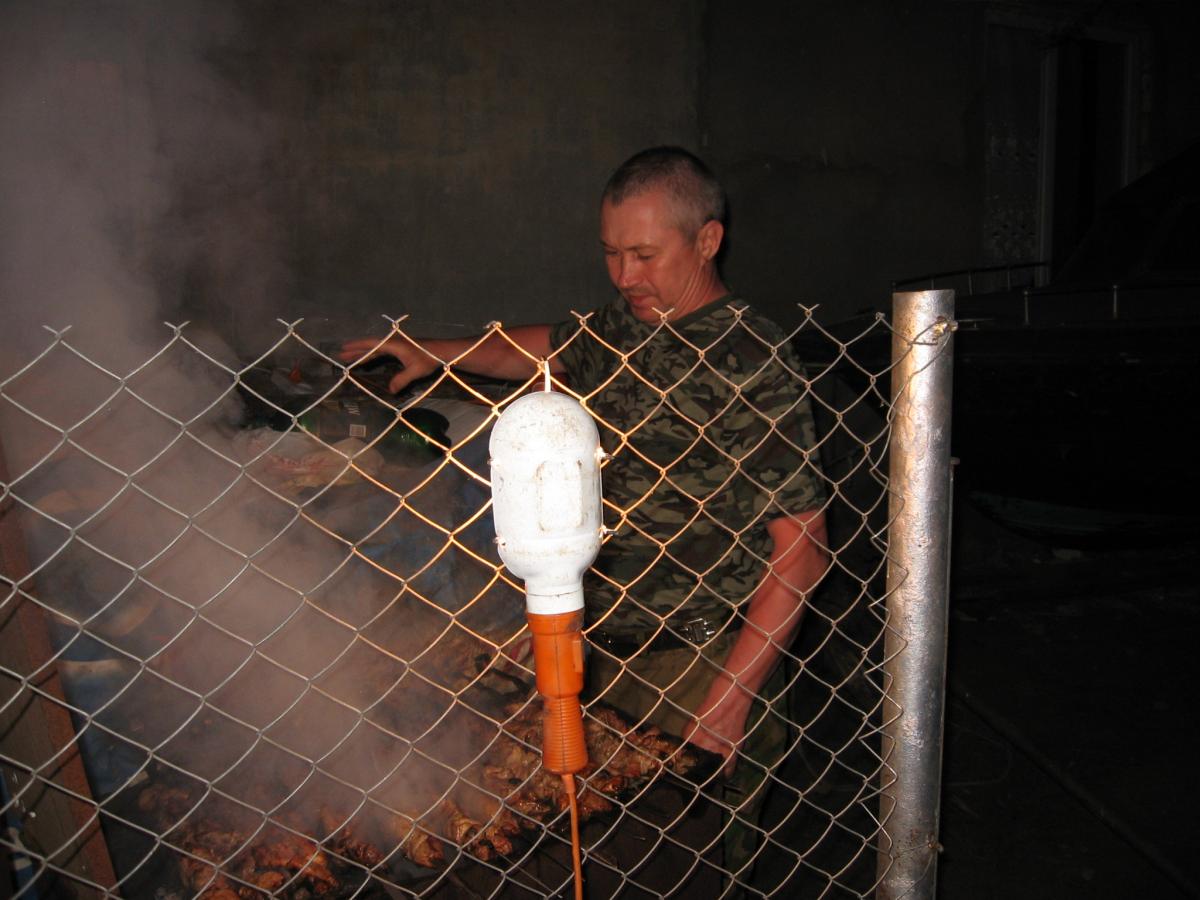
top-left (716, 322), bottom-right (827, 520)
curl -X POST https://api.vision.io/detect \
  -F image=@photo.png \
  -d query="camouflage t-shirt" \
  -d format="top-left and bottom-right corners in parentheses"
top-left (548, 295), bottom-right (825, 637)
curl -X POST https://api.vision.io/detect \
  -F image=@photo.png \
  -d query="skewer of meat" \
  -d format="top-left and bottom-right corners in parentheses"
top-left (171, 821), bottom-right (246, 896)
top-left (433, 793), bottom-right (530, 862)
top-left (376, 808), bottom-right (446, 869)
top-left (316, 807), bottom-right (385, 870)
top-left (248, 825), bottom-right (339, 892)
top-left (435, 798), bottom-right (493, 860)
top-left (451, 781), bottom-right (526, 856)
top-left (590, 706), bottom-right (702, 774)
top-left (586, 706), bottom-right (702, 778)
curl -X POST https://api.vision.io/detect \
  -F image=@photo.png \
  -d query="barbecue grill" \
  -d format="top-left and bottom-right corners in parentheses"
top-left (2, 318), bottom-right (905, 898)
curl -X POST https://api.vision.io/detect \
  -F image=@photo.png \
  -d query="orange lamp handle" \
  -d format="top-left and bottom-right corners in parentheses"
top-left (527, 609), bottom-right (588, 775)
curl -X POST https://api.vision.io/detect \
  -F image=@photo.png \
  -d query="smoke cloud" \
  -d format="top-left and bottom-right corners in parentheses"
top-left (0, 0), bottom-right (293, 372)
top-left (0, 5), bottom-right (522, 889)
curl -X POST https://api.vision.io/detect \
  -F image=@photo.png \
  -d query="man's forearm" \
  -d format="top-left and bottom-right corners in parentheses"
top-left (687, 510), bottom-right (829, 759)
top-left (344, 322), bottom-right (561, 392)
top-left (421, 324), bottom-right (559, 381)
top-left (712, 513), bottom-right (826, 701)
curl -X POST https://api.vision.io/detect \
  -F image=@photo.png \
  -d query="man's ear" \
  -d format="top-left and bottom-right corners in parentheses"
top-left (697, 219), bottom-right (724, 261)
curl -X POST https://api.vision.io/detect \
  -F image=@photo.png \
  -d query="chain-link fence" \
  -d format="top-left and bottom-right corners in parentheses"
top-left (1, 293), bottom-right (953, 899)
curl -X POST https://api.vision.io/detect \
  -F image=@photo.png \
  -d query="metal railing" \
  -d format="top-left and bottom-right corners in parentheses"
top-left (892, 262), bottom-right (1048, 297)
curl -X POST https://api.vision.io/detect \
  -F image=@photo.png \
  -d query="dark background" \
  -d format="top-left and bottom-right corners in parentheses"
top-left (5, 1), bottom-right (1198, 350)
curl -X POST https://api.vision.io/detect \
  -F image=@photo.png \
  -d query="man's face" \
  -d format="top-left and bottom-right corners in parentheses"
top-left (600, 188), bottom-right (720, 323)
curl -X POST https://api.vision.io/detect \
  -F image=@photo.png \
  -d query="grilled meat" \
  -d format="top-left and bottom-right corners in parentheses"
top-left (585, 709), bottom-right (667, 780)
top-left (381, 813), bottom-right (445, 869)
top-left (249, 827), bottom-right (337, 891)
top-left (177, 851), bottom-right (226, 894)
top-left (437, 799), bottom-right (488, 859)
top-left (318, 808), bottom-right (387, 869)
top-left (140, 782), bottom-right (422, 895)
top-left (465, 695), bottom-right (706, 852)
top-left (495, 699), bottom-right (698, 802)
top-left (134, 684), bottom-right (710, 886)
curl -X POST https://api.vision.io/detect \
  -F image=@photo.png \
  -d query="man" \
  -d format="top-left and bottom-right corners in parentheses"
top-left (342, 147), bottom-right (828, 881)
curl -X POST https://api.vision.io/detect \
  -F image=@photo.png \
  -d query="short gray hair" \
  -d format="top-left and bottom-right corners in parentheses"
top-left (602, 147), bottom-right (726, 237)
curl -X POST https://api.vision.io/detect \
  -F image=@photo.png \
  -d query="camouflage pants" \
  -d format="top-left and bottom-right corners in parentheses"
top-left (587, 631), bottom-right (792, 890)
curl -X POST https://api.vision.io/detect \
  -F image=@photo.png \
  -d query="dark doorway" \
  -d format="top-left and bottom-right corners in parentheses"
top-left (1049, 36), bottom-right (1129, 275)
top-left (983, 20), bottom-right (1137, 275)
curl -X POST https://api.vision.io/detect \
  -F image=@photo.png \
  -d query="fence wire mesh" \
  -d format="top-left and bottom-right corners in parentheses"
top-left (1, 305), bottom-right (925, 899)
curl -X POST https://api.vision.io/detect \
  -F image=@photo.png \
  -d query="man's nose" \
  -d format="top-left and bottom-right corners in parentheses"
top-left (617, 256), bottom-right (639, 287)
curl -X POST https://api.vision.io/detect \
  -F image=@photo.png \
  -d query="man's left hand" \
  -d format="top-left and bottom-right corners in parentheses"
top-left (682, 511), bottom-right (829, 779)
top-left (684, 687), bottom-right (753, 777)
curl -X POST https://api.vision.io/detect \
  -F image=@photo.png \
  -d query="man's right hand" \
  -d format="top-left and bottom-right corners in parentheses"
top-left (338, 336), bottom-right (440, 394)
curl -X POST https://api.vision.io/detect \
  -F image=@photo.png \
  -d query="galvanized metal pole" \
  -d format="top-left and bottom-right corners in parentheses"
top-left (877, 289), bottom-right (955, 900)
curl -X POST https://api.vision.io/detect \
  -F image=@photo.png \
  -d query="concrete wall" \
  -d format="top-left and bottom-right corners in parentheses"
top-left (700, 1), bottom-right (1200, 329)
top-left (219, 0), bottom-right (705, 347)
top-left (701, 2), bottom-right (984, 327)
top-left (1, 0), bottom-right (704, 358)
top-left (9, 0), bottom-right (1198, 359)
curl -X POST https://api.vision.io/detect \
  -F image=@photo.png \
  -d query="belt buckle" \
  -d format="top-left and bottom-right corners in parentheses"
top-left (676, 616), bottom-right (718, 644)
